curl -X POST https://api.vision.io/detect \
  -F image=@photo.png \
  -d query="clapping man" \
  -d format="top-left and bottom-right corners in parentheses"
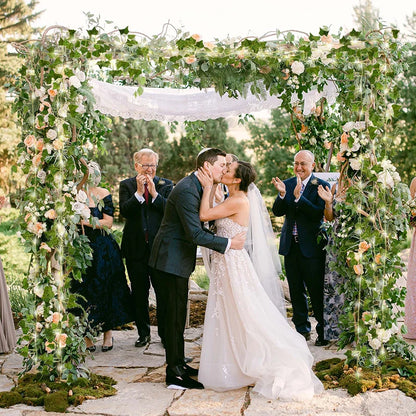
top-left (149, 148), bottom-right (246, 390)
top-left (272, 150), bottom-right (329, 346)
top-left (119, 149), bottom-right (173, 348)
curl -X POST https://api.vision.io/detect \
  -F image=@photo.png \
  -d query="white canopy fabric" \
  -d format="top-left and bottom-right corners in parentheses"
top-left (89, 78), bottom-right (338, 122)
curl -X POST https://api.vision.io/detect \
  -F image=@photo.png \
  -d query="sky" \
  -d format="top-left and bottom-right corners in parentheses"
top-left (34, 0), bottom-right (416, 41)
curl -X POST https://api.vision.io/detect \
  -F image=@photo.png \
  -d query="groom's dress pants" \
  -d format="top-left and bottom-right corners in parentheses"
top-left (152, 269), bottom-right (189, 376)
top-left (284, 236), bottom-right (325, 338)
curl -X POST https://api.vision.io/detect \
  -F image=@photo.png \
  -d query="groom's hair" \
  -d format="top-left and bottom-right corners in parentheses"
top-left (235, 161), bottom-right (256, 192)
top-left (196, 148), bottom-right (226, 169)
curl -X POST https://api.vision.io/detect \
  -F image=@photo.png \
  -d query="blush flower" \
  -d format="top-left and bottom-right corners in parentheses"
top-left (204, 41), bottom-right (215, 50)
top-left (32, 154), bottom-right (42, 167)
top-left (358, 241), bottom-right (371, 253)
top-left (55, 333), bottom-right (68, 348)
top-left (185, 56), bottom-right (196, 64)
top-left (353, 264), bottom-right (364, 275)
top-left (191, 33), bottom-right (201, 42)
top-left (375, 253), bottom-right (382, 264)
top-left (69, 75), bottom-right (81, 88)
top-left (40, 242), bottom-right (52, 252)
top-left (46, 129), bottom-right (57, 140)
top-left (53, 139), bottom-right (64, 150)
top-left (24, 134), bottom-right (36, 147)
top-left (52, 312), bottom-right (63, 324)
top-left (48, 88), bottom-right (57, 99)
top-left (45, 209), bottom-right (57, 220)
top-left (45, 341), bottom-right (55, 353)
top-left (336, 152), bottom-right (346, 162)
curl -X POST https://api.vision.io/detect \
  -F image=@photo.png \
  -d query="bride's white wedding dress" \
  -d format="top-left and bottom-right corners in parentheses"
top-left (198, 217), bottom-right (323, 400)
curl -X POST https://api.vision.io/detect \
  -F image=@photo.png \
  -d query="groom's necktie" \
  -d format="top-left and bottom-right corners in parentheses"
top-left (292, 182), bottom-right (305, 237)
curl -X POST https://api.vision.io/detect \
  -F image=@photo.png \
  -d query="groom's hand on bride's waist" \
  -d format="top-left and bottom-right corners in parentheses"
top-left (230, 231), bottom-right (246, 250)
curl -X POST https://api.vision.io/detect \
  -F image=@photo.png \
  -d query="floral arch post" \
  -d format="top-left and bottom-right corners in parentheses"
top-left (12, 23), bottom-right (413, 381)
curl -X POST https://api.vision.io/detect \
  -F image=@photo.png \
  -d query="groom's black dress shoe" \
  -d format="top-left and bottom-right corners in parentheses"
top-left (315, 337), bottom-right (329, 346)
top-left (183, 364), bottom-right (198, 377)
top-left (166, 374), bottom-right (204, 389)
top-left (184, 357), bottom-right (193, 363)
top-left (135, 335), bottom-right (150, 347)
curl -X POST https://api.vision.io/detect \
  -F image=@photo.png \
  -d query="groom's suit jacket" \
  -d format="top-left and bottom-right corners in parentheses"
top-left (149, 173), bottom-right (228, 278)
top-left (119, 175), bottom-right (173, 260)
top-left (272, 174), bottom-right (329, 258)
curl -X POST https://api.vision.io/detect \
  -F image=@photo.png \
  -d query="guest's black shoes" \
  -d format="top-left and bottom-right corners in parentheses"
top-left (166, 374), bottom-right (204, 389)
top-left (183, 364), bottom-right (198, 377)
top-left (315, 337), bottom-right (329, 346)
top-left (102, 337), bottom-right (114, 352)
top-left (300, 332), bottom-right (311, 341)
top-left (135, 335), bottom-right (150, 347)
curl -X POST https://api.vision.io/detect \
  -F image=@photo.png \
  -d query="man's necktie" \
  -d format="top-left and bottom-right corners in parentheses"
top-left (293, 182), bottom-right (305, 237)
top-left (144, 183), bottom-right (149, 204)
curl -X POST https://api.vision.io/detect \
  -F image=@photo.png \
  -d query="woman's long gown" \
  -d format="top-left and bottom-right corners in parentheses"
top-left (405, 228), bottom-right (416, 339)
top-left (72, 195), bottom-right (133, 331)
top-left (198, 217), bottom-right (323, 400)
top-left (0, 257), bottom-right (16, 353)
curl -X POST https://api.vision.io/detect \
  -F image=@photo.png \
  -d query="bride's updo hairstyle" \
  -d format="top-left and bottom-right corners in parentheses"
top-left (235, 161), bottom-right (256, 192)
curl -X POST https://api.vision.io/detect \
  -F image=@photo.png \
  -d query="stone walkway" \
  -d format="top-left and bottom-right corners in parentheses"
top-left (1, 262), bottom-right (416, 415)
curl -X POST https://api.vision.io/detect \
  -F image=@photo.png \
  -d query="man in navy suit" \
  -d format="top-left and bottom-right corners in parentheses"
top-left (272, 150), bottom-right (329, 346)
top-left (119, 149), bottom-right (173, 348)
top-left (149, 148), bottom-right (246, 389)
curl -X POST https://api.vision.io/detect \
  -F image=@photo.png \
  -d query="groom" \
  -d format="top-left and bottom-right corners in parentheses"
top-left (149, 148), bottom-right (246, 389)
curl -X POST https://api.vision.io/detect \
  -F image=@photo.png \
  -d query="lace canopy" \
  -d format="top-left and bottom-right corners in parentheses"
top-left (89, 78), bottom-right (338, 122)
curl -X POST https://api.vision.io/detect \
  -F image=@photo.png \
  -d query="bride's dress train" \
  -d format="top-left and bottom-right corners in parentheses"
top-left (198, 217), bottom-right (323, 400)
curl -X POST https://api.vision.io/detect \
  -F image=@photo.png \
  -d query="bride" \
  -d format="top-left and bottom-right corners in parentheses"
top-left (197, 160), bottom-right (323, 400)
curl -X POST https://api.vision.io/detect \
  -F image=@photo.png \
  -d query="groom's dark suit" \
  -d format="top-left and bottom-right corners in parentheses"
top-left (272, 174), bottom-right (329, 340)
top-left (149, 173), bottom-right (228, 378)
top-left (119, 175), bottom-right (173, 343)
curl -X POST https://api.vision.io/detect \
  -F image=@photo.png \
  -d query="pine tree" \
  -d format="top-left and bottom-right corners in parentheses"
top-left (0, 0), bottom-right (41, 197)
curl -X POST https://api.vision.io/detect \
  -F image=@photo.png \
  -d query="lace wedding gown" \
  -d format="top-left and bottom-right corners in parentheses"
top-left (198, 217), bottom-right (323, 400)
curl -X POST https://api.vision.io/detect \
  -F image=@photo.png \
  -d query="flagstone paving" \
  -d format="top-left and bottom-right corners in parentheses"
top-left (1, 254), bottom-right (416, 415)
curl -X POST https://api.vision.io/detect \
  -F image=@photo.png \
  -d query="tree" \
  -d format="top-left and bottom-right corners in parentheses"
top-left (247, 109), bottom-right (295, 195)
top-left (0, 0), bottom-right (41, 196)
top-left (353, 0), bottom-right (381, 32)
top-left (166, 118), bottom-right (249, 182)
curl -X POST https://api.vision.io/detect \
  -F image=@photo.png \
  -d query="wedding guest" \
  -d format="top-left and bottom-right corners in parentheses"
top-left (0, 196), bottom-right (16, 354)
top-left (318, 183), bottom-right (346, 341)
top-left (272, 150), bottom-right (329, 346)
top-left (73, 162), bottom-right (133, 352)
top-left (404, 177), bottom-right (416, 339)
top-left (119, 149), bottom-right (173, 348)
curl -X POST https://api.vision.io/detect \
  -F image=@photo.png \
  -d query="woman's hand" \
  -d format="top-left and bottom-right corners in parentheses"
top-left (198, 167), bottom-right (213, 190)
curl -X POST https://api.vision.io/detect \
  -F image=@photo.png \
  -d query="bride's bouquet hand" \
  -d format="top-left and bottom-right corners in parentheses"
top-left (198, 167), bottom-right (213, 190)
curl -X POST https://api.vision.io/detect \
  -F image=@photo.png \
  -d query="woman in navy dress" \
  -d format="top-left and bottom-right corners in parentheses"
top-left (74, 162), bottom-right (133, 352)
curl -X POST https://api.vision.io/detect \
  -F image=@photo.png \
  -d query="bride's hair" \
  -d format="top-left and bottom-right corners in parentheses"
top-left (235, 161), bottom-right (256, 192)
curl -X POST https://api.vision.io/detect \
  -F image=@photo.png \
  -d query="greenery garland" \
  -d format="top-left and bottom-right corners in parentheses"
top-left (11, 20), bottom-right (413, 380)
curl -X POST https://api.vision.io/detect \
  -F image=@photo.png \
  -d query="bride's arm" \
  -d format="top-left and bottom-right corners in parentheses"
top-left (198, 168), bottom-right (238, 222)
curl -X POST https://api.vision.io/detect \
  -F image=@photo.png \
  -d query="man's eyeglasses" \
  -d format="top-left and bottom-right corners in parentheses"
top-left (137, 163), bottom-right (158, 169)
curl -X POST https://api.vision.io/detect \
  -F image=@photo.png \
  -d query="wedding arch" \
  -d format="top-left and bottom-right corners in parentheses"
top-left (12, 22), bottom-right (413, 381)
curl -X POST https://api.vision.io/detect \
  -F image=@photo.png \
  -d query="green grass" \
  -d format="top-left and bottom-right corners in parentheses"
top-left (0, 207), bottom-right (32, 317)
top-left (190, 264), bottom-right (209, 290)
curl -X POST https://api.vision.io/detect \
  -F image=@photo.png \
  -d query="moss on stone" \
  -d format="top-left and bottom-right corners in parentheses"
top-left (0, 372), bottom-right (117, 411)
top-left (314, 358), bottom-right (343, 372)
top-left (339, 373), bottom-right (378, 395)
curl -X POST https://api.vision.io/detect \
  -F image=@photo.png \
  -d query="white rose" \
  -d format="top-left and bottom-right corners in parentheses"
top-left (354, 121), bottom-right (366, 131)
top-left (368, 337), bottom-right (381, 350)
top-left (34, 87), bottom-right (46, 98)
top-left (343, 122), bottom-right (355, 132)
top-left (46, 129), bottom-right (57, 140)
top-left (291, 61), bottom-right (305, 75)
top-left (349, 158), bottom-right (361, 171)
top-left (81, 205), bottom-right (91, 220)
top-left (69, 75), bottom-right (81, 88)
top-left (376, 328), bottom-right (391, 343)
top-left (377, 171), bottom-right (395, 189)
top-left (58, 104), bottom-right (68, 118)
top-left (33, 285), bottom-right (44, 298)
top-left (350, 40), bottom-right (365, 49)
top-left (45, 144), bottom-right (53, 154)
top-left (76, 103), bottom-right (86, 114)
top-left (37, 169), bottom-right (47, 184)
top-left (76, 190), bottom-right (88, 203)
top-left (56, 223), bottom-right (65, 235)
top-left (75, 70), bottom-right (86, 82)
top-left (351, 141), bottom-right (361, 152)
top-left (36, 303), bottom-right (45, 317)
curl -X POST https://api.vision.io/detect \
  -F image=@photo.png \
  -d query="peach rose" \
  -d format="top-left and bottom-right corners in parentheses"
top-left (361, 311), bottom-right (372, 321)
top-left (32, 222), bottom-right (45, 236)
top-left (36, 139), bottom-right (44, 152)
top-left (39, 242), bottom-right (51, 252)
top-left (204, 41), bottom-right (215, 50)
top-left (321, 35), bottom-right (333, 43)
top-left (45, 341), bottom-right (55, 353)
top-left (300, 124), bottom-right (308, 134)
top-left (48, 88), bottom-right (57, 99)
top-left (24, 213), bottom-right (32, 223)
top-left (375, 253), bottom-right (382, 264)
top-left (336, 152), bottom-right (346, 162)
top-left (53, 139), bottom-right (64, 150)
top-left (24, 135), bottom-right (36, 147)
top-left (354, 264), bottom-right (364, 275)
top-left (191, 34), bottom-right (201, 42)
top-left (341, 132), bottom-right (349, 144)
top-left (358, 241), bottom-right (371, 253)
top-left (45, 209), bottom-right (57, 220)
top-left (52, 312), bottom-right (63, 324)
top-left (55, 333), bottom-right (68, 348)
top-left (185, 56), bottom-right (196, 64)
top-left (324, 140), bottom-right (332, 149)
top-left (32, 153), bottom-right (42, 167)
top-left (237, 53), bottom-right (245, 60)
top-left (282, 69), bottom-right (290, 80)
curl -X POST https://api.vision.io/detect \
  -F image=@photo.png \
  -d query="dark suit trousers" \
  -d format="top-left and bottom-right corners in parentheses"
top-left (152, 269), bottom-right (188, 375)
top-left (284, 237), bottom-right (325, 338)
top-left (125, 249), bottom-right (166, 342)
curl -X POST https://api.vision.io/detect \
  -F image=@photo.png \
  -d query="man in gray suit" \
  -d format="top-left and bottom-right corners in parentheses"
top-left (149, 148), bottom-right (246, 389)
